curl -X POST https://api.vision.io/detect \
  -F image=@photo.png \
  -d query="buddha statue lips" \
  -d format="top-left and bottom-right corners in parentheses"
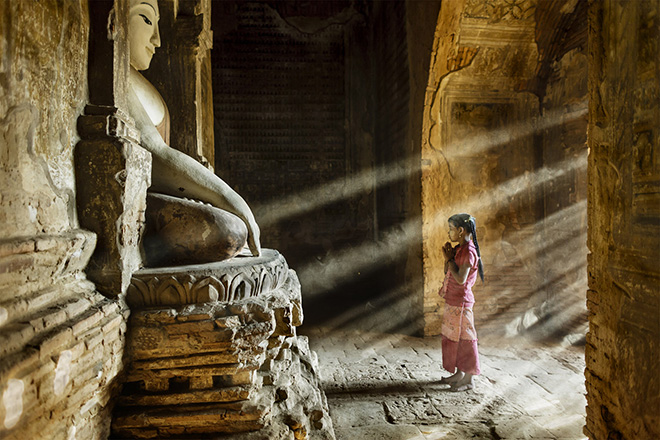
top-left (127, 0), bottom-right (261, 266)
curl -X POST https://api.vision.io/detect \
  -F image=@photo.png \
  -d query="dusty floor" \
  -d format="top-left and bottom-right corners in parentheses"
top-left (304, 328), bottom-right (586, 440)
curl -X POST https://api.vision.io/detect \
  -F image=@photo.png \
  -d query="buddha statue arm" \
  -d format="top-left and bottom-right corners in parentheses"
top-left (127, 87), bottom-right (262, 257)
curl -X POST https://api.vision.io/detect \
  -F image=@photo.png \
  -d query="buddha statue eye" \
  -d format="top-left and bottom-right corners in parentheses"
top-left (140, 14), bottom-right (152, 26)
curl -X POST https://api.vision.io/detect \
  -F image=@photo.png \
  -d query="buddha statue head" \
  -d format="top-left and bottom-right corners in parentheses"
top-left (128, 0), bottom-right (161, 71)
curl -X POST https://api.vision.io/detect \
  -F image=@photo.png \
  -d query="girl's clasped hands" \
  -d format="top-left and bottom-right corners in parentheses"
top-left (442, 242), bottom-right (457, 261)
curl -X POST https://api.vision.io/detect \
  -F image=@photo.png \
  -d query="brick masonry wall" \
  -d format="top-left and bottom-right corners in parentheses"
top-left (586, 1), bottom-right (660, 438)
top-left (0, 1), bottom-right (128, 439)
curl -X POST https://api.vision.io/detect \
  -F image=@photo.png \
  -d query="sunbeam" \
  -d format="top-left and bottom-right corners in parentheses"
top-left (425, 152), bottom-right (588, 236)
top-left (299, 152), bottom-right (588, 298)
top-left (256, 103), bottom-right (588, 228)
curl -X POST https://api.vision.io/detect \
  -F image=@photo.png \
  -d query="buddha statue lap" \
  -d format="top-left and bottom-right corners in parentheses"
top-left (126, 0), bottom-right (260, 267)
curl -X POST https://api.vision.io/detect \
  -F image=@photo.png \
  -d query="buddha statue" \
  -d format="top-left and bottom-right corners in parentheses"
top-left (126, 0), bottom-right (261, 266)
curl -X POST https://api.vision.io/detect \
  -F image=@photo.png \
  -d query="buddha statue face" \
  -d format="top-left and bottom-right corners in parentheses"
top-left (128, 0), bottom-right (161, 71)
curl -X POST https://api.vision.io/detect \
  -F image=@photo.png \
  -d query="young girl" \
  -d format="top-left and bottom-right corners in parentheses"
top-left (439, 213), bottom-right (484, 391)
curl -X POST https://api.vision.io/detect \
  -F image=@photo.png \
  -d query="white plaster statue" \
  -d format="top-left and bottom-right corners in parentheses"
top-left (127, 0), bottom-right (261, 265)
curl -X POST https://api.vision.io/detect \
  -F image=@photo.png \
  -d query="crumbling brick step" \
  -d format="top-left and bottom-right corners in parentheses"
top-left (128, 364), bottom-right (245, 381)
top-left (131, 352), bottom-right (242, 369)
top-left (118, 385), bottom-right (252, 406)
top-left (112, 401), bottom-right (270, 435)
top-left (128, 323), bottom-right (272, 359)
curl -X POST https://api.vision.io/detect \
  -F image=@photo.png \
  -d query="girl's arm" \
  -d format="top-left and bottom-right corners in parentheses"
top-left (446, 260), bottom-right (471, 285)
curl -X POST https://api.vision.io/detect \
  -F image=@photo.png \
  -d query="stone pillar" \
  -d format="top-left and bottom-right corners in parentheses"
top-left (75, 106), bottom-right (151, 296)
top-left (585, 1), bottom-right (660, 439)
top-left (74, 0), bottom-right (151, 297)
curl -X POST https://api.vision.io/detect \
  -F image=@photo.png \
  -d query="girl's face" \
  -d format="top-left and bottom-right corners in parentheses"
top-left (448, 221), bottom-right (461, 242)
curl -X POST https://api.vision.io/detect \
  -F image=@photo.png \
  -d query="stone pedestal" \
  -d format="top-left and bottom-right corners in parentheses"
top-left (111, 250), bottom-right (335, 439)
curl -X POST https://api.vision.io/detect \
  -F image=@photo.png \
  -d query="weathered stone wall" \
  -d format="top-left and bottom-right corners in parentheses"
top-left (586, 0), bottom-right (660, 438)
top-left (0, 1), bottom-right (128, 439)
top-left (421, 0), bottom-right (541, 336)
top-left (373, 0), bottom-right (410, 235)
top-left (211, 0), bottom-right (365, 259)
top-left (369, 0), bottom-right (415, 334)
top-left (357, 0), bottom-right (441, 336)
top-left (402, 0), bottom-right (444, 335)
top-left (0, 0), bottom-right (85, 237)
top-left (504, 0), bottom-right (590, 341)
top-left (420, 0), bottom-right (590, 341)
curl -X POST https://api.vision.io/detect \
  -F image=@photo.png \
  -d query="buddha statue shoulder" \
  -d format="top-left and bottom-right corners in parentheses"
top-left (126, 0), bottom-right (261, 266)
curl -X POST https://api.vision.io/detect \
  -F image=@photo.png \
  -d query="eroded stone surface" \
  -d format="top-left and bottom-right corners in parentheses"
top-left (74, 109), bottom-right (151, 296)
top-left (114, 254), bottom-right (334, 439)
top-left (585, 1), bottom-right (660, 439)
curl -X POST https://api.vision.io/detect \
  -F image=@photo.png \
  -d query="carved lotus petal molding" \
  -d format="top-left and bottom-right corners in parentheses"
top-left (126, 249), bottom-right (290, 308)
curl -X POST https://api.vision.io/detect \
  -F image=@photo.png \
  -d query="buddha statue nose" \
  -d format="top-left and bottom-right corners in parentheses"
top-left (151, 25), bottom-right (161, 48)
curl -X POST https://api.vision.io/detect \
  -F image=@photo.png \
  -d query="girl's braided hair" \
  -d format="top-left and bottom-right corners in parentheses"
top-left (448, 213), bottom-right (484, 282)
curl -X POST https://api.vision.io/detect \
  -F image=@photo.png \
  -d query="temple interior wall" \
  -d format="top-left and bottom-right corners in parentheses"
top-left (535, 46), bottom-right (588, 341)
top-left (585, 0), bottom-right (659, 438)
top-left (0, 0), bottom-right (658, 439)
top-left (420, 0), bottom-right (590, 342)
top-left (0, 1), bottom-right (127, 439)
top-left (210, 0), bottom-right (439, 333)
top-left (211, 2), bottom-right (376, 329)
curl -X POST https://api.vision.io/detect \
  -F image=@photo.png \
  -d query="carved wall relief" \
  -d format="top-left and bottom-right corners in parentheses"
top-left (630, 0), bottom-right (660, 227)
top-left (421, 0), bottom-right (541, 336)
top-left (464, 0), bottom-right (536, 22)
top-left (586, 1), bottom-right (659, 438)
top-left (448, 102), bottom-right (512, 188)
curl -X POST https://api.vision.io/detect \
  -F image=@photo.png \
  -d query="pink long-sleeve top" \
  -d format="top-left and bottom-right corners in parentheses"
top-left (442, 241), bottom-right (479, 307)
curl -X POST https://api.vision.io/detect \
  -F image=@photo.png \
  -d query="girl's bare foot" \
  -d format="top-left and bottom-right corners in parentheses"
top-left (450, 373), bottom-right (474, 392)
top-left (439, 370), bottom-right (464, 385)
